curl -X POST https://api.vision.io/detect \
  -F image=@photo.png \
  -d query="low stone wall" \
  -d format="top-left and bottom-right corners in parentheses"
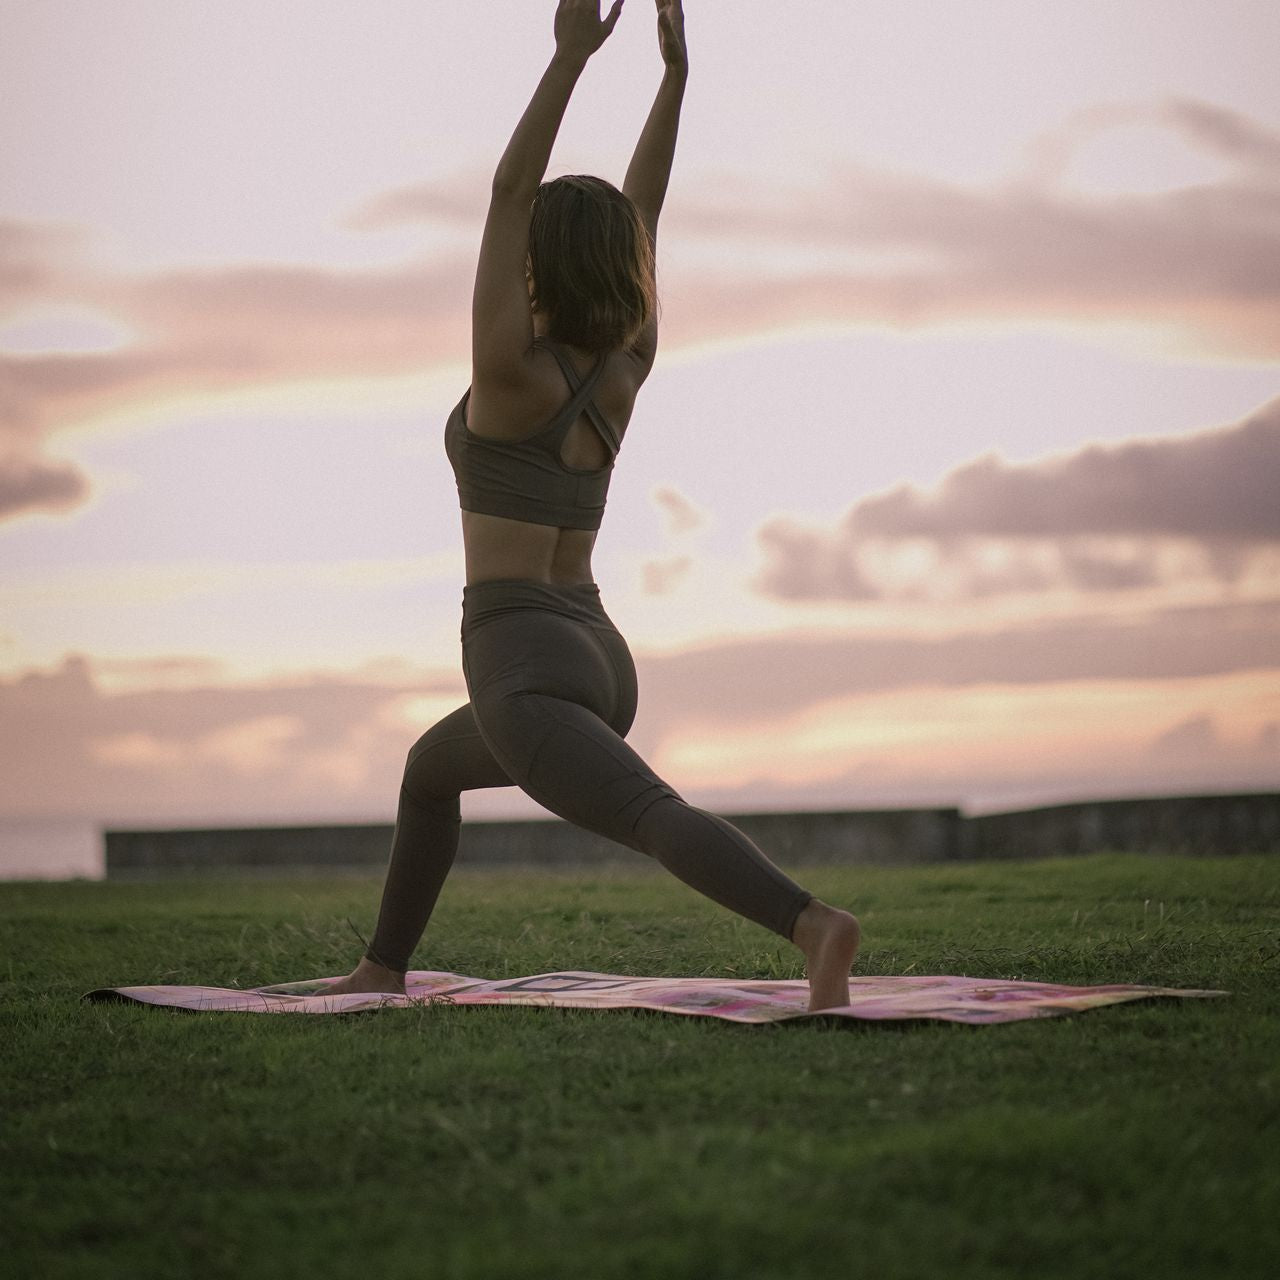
top-left (104, 792), bottom-right (1279, 878)
top-left (103, 806), bottom-right (961, 878)
top-left (961, 792), bottom-right (1280, 860)
top-left (729, 808), bottom-right (961, 865)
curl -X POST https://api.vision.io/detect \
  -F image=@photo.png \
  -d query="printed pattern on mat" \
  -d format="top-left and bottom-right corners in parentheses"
top-left (84, 970), bottom-right (1227, 1024)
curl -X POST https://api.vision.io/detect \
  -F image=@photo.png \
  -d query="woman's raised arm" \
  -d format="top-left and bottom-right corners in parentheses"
top-left (622, 1), bottom-right (685, 369)
top-left (622, 0), bottom-right (687, 243)
top-left (473, 1), bottom-right (624, 385)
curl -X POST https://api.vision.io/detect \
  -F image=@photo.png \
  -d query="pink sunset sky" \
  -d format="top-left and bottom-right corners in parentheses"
top-left (2, 0), bottom-right (1278, 849)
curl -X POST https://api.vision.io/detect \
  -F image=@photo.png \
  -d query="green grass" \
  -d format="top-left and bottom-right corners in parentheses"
top-left (2, 853), bottom-right (1277, 1280)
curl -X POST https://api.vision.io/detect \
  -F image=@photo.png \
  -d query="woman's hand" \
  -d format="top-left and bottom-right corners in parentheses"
top-left (656, 0), bottom-right (687, 74)
top-left (554, 0), bottom-right (625, 64)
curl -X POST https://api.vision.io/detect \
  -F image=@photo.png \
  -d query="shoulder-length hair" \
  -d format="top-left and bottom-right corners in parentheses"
top-left (528, 175), bottom-right (656, 353)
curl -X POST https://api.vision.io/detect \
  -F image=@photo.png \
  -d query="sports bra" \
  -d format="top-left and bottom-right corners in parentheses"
top-left (444, 338), bottom-right (623, 531)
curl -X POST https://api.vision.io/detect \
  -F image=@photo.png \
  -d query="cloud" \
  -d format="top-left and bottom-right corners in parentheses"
top-left (343, 173), bottom-right (490, 231)
top-left (1025, 98), bottom-right (1280, 188)
top-left (643, 677), bottom-right (1280, 817)
top-left (0, 654), bottom-right (465, 823)
top-left (1, 228), bottom-right (465, 461)
top-left (845, 397), bottom-right (1280, 542)
top-left (1145, 713), bottom-right (1219, 760)
top-left (756, 397), bottom-right (1280, 602)
top-left (4, 96), bottom-right (1278, 525)
top-left (0, 239), bottom-right (473, 520)
top-left (7, 596), bottom-right (1275, 825)
top-left (650, 485), bottom-right (707, 536)
top-left (1143, 712), bottom-right (1279, 781)
top-left (641, 555), bottom-right (693, 596)
top-left (0, 451), bottom-right (90, 520)
top-left (634, 599), bottom-right (1280, 733)
top-left (755, 522), bottom-right (882, 602)
top-left (1167, 97), bottom-right (1280, 174)
top-left (0, 219), bottom-right (89, 312)
top-left (666, 97), bottom-right (1280, 358)
top-left (91, 714), bottom-right (305, 776)
top-left (638, 488), bottom-right (708, 594)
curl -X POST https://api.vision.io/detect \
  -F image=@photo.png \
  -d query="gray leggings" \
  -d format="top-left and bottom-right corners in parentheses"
top-left (366, 579), bottom-right (813, 972)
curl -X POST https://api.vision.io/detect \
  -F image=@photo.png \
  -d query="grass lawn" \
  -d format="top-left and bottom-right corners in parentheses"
top-left (2, 852), bottom-right (1277, 1279)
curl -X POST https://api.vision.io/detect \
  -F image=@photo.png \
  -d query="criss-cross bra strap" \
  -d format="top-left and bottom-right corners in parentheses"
top-left (538, 341), bottom-right (622, 455)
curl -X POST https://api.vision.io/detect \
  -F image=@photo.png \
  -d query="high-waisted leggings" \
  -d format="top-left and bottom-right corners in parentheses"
top-left (366, 579), bottom-right (813, 973)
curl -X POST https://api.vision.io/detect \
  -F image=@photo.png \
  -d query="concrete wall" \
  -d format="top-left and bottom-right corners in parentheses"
top-left (961, 792), bottom-right (1280, 860)
top-left (103, 791), bottom-right (1278, 878)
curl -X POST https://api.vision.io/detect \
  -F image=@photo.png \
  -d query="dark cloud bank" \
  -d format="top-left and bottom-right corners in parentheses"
top-left (5, 596), bottom-right (1277, 822)
top-left (757, 396), bottom-right (1280, 601)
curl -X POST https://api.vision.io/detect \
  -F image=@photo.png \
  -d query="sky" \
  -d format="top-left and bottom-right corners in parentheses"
top-left (2, 0), bottom-right (1278, 861)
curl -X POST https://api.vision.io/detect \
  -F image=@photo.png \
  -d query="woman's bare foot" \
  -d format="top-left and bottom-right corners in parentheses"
top-left (792, 898), bottom-right (861, 1013)
top-left (321, 956), bottom-right (407, 997)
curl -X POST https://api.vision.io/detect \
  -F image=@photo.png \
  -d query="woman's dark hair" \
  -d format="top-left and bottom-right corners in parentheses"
top-left (528, 175), bottom-right (656, 353)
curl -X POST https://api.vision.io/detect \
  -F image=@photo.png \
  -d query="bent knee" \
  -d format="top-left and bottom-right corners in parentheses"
top-left (401, 746), bottom-right (464, 816)
top-left (398, 779), bottom-right (460, 821)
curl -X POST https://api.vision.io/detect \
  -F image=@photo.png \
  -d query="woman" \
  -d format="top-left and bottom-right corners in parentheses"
top-left (328, 0), bottom-right (860, 1013)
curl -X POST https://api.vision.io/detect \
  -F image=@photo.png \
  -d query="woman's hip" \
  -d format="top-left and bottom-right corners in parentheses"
top-left (460, 580), bottom-right (637, 734)
top-left (461, 578), bottom-right (615, 633)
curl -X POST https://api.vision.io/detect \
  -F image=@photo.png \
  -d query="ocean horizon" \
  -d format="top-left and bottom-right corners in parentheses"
top-left (0, 818), bottom-right (104, 881)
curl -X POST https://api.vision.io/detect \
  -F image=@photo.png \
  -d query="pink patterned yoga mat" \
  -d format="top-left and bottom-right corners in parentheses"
top-left (84, 970), bottom-right (1226, 1025)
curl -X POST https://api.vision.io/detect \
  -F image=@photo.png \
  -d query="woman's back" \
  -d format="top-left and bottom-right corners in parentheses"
top-left (457, 338), bottom-right (648, 586)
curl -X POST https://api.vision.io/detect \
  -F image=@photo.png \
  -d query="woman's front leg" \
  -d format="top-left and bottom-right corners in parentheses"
top-left (322, 703), bottom-right (516, 996)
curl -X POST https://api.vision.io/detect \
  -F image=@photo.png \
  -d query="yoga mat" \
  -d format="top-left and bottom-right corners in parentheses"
top-left (84, 970), bottom-right (1226, 1025)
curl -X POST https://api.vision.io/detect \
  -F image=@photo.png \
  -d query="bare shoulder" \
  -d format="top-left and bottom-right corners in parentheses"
top-left (620, 338), bottom-right (657, 387)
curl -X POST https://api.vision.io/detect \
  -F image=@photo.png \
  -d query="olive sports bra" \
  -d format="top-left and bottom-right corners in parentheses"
top-left (444, 339), bottom-right (623, 531)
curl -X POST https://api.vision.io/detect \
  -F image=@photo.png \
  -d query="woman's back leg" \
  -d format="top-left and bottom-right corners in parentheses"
top-left (473, 683), bottom-right (813, 942)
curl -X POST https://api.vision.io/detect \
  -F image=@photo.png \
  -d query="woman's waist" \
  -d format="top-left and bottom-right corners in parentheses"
top-left (461, 577), bottom-right (613, 631)
top-left (461, 513), bottom-right (597, 584)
